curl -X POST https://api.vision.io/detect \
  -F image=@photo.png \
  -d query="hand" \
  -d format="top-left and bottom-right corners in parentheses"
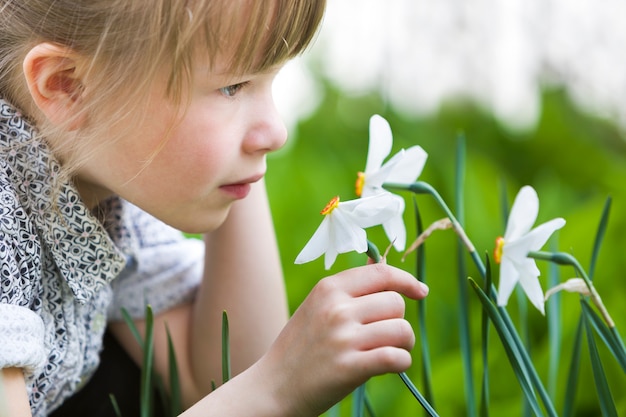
top-left (256, 263), bottom-right (429, 416)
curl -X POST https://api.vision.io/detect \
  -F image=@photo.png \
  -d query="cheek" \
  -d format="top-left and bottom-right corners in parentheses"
top-left (163, 122), bottom-right (234, 180)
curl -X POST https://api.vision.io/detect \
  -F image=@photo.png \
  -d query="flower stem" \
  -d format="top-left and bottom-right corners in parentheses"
top-left (528, 251), bottom-right (615, 328)
top-left (366, 240), bottom-right (438, 416)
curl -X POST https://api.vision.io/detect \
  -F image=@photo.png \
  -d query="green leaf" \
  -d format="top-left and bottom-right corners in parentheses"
top-left (352, 384), bottom-right (366, 417)
top-left (582, 304), bottom-right (618, 417)
top-left (109, 394), bottom-right (123, 417)
top-left (479, 254), bottom-right (491, 417)
top-left (120, 307), bottom-right (144, 350)
top-left (166, 325), bottom-right (183, 416)
top-left (398, 372), bottom-right (439, 417)
top-left (413, 200), bottom-right (434, 406)
top-left (364, 395), bottom-right (376, 417)
top-left (222, 311), bottom-right (231, 384)
top-left (455, 132), bottom-right (476, 417)
top-left (547, 239), bottom-right (562, 399)
top-left (589, 196), bottom-right (611, 280)
top-left (562, 316), bottom-right (583, 417)
top-left (140, 305), bottom-right (155, 417)
top-left (580, 300), bottom-right (626, 372)
top-left (468, 279), bottom-right (544, 417)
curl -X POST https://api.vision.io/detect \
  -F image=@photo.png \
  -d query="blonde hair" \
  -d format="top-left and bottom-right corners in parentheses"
top-left (0, 0), bottom-right (325, 185)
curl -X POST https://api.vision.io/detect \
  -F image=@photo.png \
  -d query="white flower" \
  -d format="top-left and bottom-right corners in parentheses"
top-left (494, 185), bottom-right (566, 315)
top-left (355, 115), bottom-right (428, 250)
top-left (295, 193), bottom-right (403, 270)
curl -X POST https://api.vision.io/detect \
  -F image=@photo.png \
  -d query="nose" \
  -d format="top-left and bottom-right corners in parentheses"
top-left (242, 98), bottom-right (288, 155)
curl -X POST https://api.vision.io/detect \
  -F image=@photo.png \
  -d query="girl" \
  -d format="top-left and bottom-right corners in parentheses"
top-left (0, 1), bottom-right (429, 416)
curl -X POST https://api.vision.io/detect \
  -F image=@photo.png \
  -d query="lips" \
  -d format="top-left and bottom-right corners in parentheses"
top-left (219, 173), bottom-right (264, 199)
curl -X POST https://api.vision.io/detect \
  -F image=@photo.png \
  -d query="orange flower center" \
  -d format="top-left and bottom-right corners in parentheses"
top-left (355, 172), bottom-right (365, 197)
top-left (321, 196), bottom-right (340, 215)
top-left (494, 236), bottom-right (505, 264)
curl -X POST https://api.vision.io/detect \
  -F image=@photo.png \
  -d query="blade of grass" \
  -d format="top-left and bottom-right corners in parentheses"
top-left (412, 199), bottom-right (435, 406)
top-left (352, 384), bottom-right (366, 417)
top-left (580, 300), bottom-right (626, 372)
top-left (364, 395), bottom-right (376, 417)
top-left (368, 240), bottom-right (435, 415)
top-left (398, 372), bottom-right (439, 417)
top-left (479, 254), bottom-right (491, 417)
top-left (166, 325), bottom-right (182, 416)
top-left (140, 305), bottom-right (155, 417)
top-left (120, 308), bottom-right (144, 349)
top-left (546, 239), bottom-right (562, 399)
top-left (582, 304), bottom-right (618, 417)
top-left (588, 196), bottom-right (611, 280)
top-left (222, 311), bottom-right (231, 384)
top-left (562, 316), bottom-right (583, 417)
top-left (109, 394), bottom-right (123, 417)
top-left (468, 279), bottom-right (544, 417)
top-left (454, 133), bottom-right (476, 417)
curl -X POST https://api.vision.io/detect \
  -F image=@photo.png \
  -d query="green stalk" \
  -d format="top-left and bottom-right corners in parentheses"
top-left (454, 133), bottom-right (477, 417)
top-left (468, 279), bottom-right (544, 417)
top-left (413, 199), bottom-right (435, 406)
top-left (582, 306), bottom-right (618, 417)
top-left (528, 251), bottom-right (616, 330)
top-left (562, 317), bottom-right (583, 417)
top-left (546, 240), bottom-right (562, 399)
top-left (140, 306), bottom-right (155, 417)
top-left (222, 311), bottom-right (231, 384)
top-left (352, 385), bottom-right (366, 417)
top-left (366, 241), bottom-right (438, 416)
top-left (479, 255), bottom-right (491, 417)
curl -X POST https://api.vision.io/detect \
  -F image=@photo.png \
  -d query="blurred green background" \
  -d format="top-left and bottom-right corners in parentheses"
top-left (265, 78), bottom-right (626, 416)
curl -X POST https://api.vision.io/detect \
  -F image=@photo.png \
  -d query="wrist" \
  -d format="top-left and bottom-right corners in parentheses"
top-left (179, 359), bottom-right (296, 417)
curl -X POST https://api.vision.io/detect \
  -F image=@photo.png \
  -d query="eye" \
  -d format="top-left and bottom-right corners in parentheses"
top-left (219, 82), bottom-right (248, 98)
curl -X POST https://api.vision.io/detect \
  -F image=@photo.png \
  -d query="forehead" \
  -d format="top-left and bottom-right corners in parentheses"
top-left (190, 0), bottom-right (324, 76)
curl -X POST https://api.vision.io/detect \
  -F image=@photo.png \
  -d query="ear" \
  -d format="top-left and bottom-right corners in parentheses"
top-left (22, 43), bottom-right (86, 130)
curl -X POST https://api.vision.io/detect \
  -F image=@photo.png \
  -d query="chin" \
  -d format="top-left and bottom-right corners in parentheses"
top-left (173, 208), bottom-right (231, 234)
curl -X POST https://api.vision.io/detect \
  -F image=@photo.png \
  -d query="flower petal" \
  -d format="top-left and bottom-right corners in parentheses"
top-left (381, 196), bottom-right (407, 250)
top-left (362, 149), bottom-right (405, 194)
top-left (364, 115), bottom-right (393, 174)
top-left (323, 246), bottom-right (339, 270)
top-left (294, 217), bottom-right (331, 264)
top-left (387, 145), bottom-right (428, 183)
top-left (346, 193), bottom-right (403, 228)
top-left (497, 258), bottom-right (520, 306)
top-left (328, 209), bottom-right (369, 255)
top-left (504, 186), bottom-right (539, 241)
top-left (505, 217), bottom-right (566, 258)
top-left (518, 269), bottom-right (545, 314)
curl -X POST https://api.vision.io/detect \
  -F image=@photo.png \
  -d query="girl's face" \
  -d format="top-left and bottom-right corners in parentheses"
top-left (74, 61), bottom-right (288, 233)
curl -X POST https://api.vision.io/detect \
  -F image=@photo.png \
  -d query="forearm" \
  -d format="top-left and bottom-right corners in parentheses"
top-left (0, 368), bottom-right (32, 417)
top-left (178, 359), bottom-right (303, 417)
top-left (189, 180), bottom-right (288, 391)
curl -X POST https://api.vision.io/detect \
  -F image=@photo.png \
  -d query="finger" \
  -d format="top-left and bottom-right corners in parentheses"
top-left (351, 346), bottom-right (413, 377)
top-left (353, 291), bottom-right (406, 324)
top-left (335, 263), bottom-right (429, 299)
top-left (354, 319), bottom-right (415, 351)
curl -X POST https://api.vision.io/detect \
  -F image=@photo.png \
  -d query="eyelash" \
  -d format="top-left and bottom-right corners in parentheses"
top-left (219, 81), bottom-right (249, 98)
